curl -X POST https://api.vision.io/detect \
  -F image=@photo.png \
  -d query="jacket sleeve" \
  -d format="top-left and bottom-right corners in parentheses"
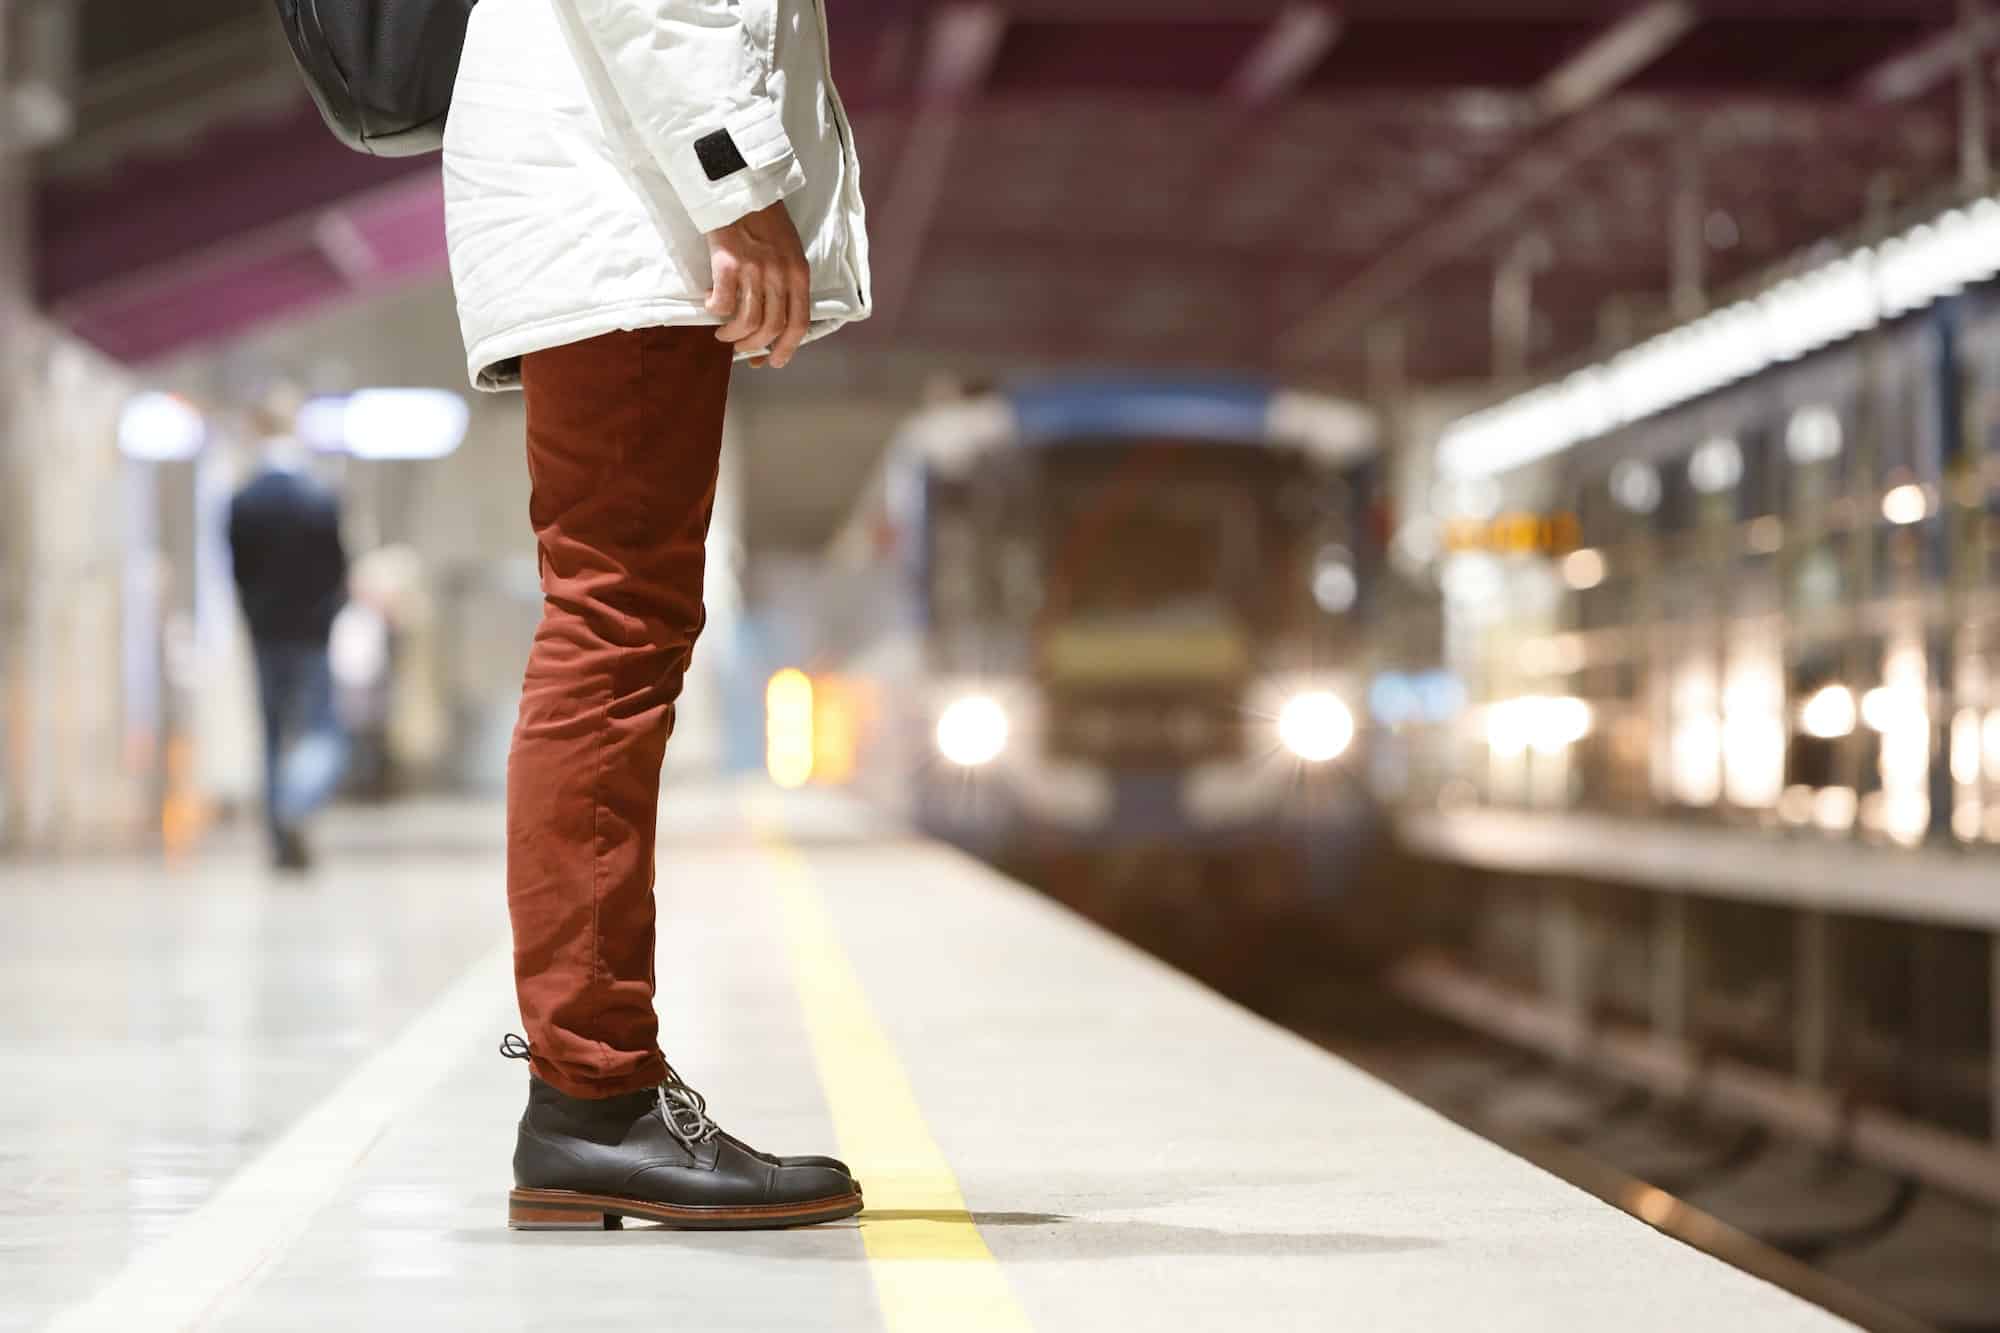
top-left (551, 0), bottom-right (807, 234)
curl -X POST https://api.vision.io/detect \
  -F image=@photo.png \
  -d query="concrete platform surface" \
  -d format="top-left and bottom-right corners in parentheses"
top-left (5, 783), bottom-right (1855, 1332)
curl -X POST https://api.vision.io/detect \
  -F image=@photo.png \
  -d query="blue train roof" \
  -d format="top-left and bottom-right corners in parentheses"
top-left (1004, 378), bottom-right (1278, 447)
top-left (835, 379), bottom-right (1378, 561)
top-left (880, 378), bottom-right (1376, 480)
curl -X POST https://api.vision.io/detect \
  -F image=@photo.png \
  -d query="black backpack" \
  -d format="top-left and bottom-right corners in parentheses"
top-left (273, 0), bottom-right (478, 156)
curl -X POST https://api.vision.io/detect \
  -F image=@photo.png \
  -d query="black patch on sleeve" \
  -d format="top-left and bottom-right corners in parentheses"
top-left (695, 130), bottom-right (750, 182)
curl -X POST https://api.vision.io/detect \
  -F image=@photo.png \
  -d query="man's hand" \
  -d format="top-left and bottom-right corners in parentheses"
top-left (705, 201), bottom-right (811, 369)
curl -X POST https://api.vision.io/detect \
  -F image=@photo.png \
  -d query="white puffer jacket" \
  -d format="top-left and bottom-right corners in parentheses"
top-left (443, 0), bottom-right (872, 391)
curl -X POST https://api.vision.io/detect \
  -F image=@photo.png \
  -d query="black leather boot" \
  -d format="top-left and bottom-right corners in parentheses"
top-left (502, 1038), bottom-right (862, 1231)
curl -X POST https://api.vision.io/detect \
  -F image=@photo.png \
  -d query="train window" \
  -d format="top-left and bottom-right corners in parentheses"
top-left (1873, 511), bottom-right (1946, 587)
top-left (1665, 652), bottom-right (1723, 808)
top-left (1786, 405), bottom-right (1843, 466)
top-left (1688, 436), bottom-right (1743, 495)
top-left (1722, 641), bottom-right (1786, 810)
top-left (1781, 404), bottom-right (1847, 517)
top-left (1785, 652), bottom-right (1847, 795)
top-left (1864, 637), bottom-right (1933, 846)
top-left (1609, 459), bottom-right (1661, 515)
top-left (1689, 435), bottom-right (1743, 533)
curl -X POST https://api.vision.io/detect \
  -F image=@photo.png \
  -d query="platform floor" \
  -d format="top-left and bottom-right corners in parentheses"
top-left (4, 783), bottom-right (1855, 1332)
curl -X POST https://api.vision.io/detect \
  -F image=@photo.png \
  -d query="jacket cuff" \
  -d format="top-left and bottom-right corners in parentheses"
top-left (686, 157), bottom-right (806, 233)
top-left (678, 101), bottom-right (804, 234)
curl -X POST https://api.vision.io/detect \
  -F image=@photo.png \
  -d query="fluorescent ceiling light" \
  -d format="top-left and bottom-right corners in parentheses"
top-left (1538, 2), bottom-right (1696, 117)
top-left (118, 391), bottom-right (206, 462)
top-left (1228, 5), bottom-right (1343, 105)
top-left (1440, 197), bottom-right (2000, 479)
top-left (298, 388), bottom-right (472, 461)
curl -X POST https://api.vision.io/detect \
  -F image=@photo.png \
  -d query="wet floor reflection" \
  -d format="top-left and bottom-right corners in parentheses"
top-left (0, 802), bottom-right (508, 1331)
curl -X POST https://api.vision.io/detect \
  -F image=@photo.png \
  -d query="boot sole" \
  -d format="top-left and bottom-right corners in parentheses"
top-left (508, 1186), bottom-right (864, 1232)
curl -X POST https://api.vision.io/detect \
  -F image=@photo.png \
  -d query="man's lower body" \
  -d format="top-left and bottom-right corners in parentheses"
top-left (252, 637), bottom-right (349, 872)
top-left (502, 326), bottom-right (858, 1230)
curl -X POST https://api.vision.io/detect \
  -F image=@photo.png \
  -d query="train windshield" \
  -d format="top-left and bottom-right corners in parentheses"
top-left (925, 434), bottom-right (1356, 679)
top-left (1044, 497), bottom-right (1235, 623)
top-left (1026, 440), bottom-right (1280, 683)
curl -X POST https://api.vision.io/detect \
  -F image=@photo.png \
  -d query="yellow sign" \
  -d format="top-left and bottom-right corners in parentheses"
top-left (1443, 512), bottom-right (1581, 556)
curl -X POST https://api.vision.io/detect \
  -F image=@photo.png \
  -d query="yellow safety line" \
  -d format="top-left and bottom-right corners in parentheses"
top-left (751, 798), bottom-right (1034, 1333)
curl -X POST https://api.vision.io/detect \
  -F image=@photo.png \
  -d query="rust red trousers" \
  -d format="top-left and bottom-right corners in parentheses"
top-left (508, 326), bottom-right (731, 1098)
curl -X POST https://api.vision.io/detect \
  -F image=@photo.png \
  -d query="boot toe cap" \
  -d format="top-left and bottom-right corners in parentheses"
top-left (771, 1162), bottom-right (858, 1205)
top-left (780, 1153), bottom-right (854, 1180)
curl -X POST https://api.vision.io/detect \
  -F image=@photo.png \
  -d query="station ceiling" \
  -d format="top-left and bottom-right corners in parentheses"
top-left (36, 0), bottom-right (1987, 397)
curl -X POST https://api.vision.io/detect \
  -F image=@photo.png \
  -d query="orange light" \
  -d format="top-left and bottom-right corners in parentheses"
top-left (812, 677), bottom-right (862, 786)
top-left (1631, 1186), bottom-right (1678, 1228)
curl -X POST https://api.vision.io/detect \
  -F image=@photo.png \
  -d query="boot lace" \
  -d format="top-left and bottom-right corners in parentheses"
top-left (500, 1033), bottom-right (719, 1149)
top-left (656, 1060), bottom-right (722, 1149)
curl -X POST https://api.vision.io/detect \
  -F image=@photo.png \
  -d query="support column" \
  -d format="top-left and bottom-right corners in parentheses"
top-left (1365, 316), bottom-right (1409, 544)
top-left (1491, 235), bottom-right (1550, 384)
top-left (0, 0), bottom-right (32, 847)
top-left (1670, 133), bottom-right (1707, 321)
top-left (1365, 317), bottom-right (1408, 412)
top-left (1963, 0), bottom-right (1992, 194)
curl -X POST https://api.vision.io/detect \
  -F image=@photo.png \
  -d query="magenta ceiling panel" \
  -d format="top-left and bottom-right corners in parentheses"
top-left (66, 244), bottom-right (344, 363)
top-left (38, 96), bottom-right (445, 365)
top-left (347, 174), bottom-right (450, 279)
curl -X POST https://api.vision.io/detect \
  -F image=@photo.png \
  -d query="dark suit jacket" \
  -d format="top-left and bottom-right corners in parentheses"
top-left (228, 466), bottom-right (349, 644)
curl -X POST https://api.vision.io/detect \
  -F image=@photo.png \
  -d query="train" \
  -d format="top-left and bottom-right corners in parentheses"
top-left (1389, 223), bottom-right (2000, 871)
top-left (1371, 232), bottom-right (2000, 1231)
top-left (774, 378), bottom-right (1389, 878)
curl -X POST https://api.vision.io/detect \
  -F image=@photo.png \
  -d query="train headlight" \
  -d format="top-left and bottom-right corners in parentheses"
top-left (1278, 691), bottom-right (1355, 763)
top-left (937, 695), bottom-right (1009, 767)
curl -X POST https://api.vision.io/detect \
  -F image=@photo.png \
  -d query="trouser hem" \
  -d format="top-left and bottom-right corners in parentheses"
top-left (529, 1052), bottom-right (669, 1100)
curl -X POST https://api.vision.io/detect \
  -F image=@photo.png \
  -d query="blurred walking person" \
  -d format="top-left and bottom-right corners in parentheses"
top-left (444, 0), bottom-right (871, 1229)
top-left (228, 397), bottom-right (351, 873)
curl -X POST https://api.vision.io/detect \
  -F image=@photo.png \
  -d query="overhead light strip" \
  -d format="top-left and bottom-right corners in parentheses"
top-left (1438, 196), bottom-right (2000, 478)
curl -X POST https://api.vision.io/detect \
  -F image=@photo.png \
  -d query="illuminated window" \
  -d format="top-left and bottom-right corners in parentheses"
top-left (1786, 406), bottom-right (1843, 465)
top-left (1689, 436), bottom-right (1744, 494)
top-left (1610, 459), bottom-right (1662, 514)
